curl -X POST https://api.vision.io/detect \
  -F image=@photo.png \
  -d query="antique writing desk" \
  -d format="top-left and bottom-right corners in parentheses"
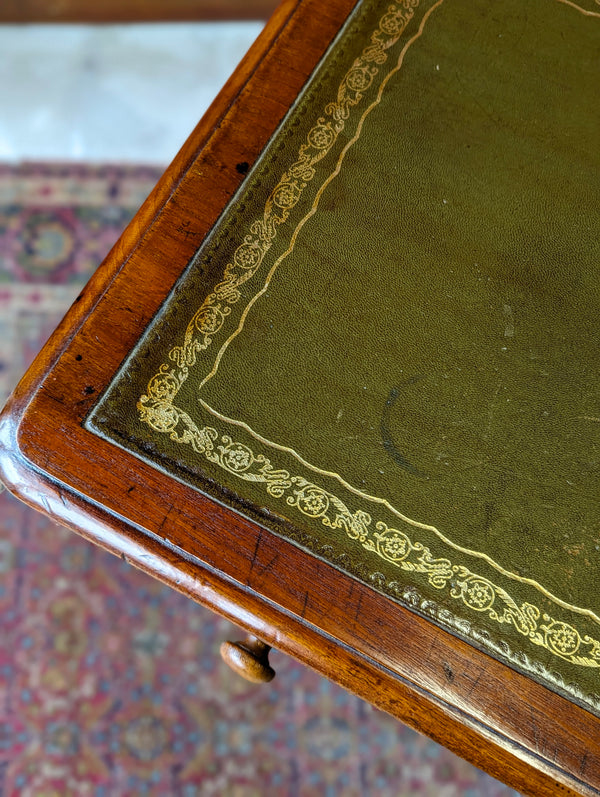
top-left (1, 0), bottom-right (599, 793)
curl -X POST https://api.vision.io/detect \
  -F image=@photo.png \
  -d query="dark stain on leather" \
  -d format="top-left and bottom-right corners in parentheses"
top-left (381, 379), bottom-right (426, 478)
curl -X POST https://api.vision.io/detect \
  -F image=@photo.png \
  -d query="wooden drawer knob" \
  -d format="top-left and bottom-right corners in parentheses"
top-left (220, 634), bottom-right (275, 683)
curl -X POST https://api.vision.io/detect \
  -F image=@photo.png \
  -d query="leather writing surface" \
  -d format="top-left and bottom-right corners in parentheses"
top-left (88, 0), bottom-right (600, 711)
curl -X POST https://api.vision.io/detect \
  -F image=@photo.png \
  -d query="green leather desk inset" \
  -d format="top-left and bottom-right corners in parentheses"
top-left (2, 0), bottom-right (600, 793)
top-left (89, 0), bottom-right (600, 711)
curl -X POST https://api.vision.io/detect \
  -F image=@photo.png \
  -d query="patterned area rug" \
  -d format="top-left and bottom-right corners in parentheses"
top-left (0, 163), bottom-right (519, 796)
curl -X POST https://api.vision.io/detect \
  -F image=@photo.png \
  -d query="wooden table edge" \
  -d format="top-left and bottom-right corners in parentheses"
top-left (0, 1), bottom-right (598, 795)
top-left (0, 407), bottom-right (593, 797)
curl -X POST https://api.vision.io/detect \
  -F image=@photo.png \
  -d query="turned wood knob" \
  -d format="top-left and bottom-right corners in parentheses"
top-left (220, 634), bottom-right (275, 683)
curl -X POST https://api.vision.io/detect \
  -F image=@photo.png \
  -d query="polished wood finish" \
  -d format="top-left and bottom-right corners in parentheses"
top-left (0, 1), bottom-right (598, 794)
top-left (220, 635), bottom-right (276, 683)
top-left (0, 0), bottom-right (278, 22)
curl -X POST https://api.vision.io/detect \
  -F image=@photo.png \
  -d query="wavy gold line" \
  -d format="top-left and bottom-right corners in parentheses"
top-left (196, 0), bottom-right (600, 625)
top-left (141, 0), bottom-right (600, 633)
top-left (557, 0), bottom-right (600, 18)
top-left (199, 0), bottom-right (446, 392)
top-left (137, 387), bottom-right (600, 667)
top-left (199, 398), bottom-right (600, 627)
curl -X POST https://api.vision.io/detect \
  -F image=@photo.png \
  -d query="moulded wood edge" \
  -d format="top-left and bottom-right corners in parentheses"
top-left (0, 402), bottom-right (594, 797)
top-left (0, 0), bottom-right (597, 793)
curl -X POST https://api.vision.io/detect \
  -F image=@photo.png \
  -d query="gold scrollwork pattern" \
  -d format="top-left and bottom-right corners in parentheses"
top-left (138, 394), bottom-right (600, 669)
top-left (213, 437), bottom-right (292, 498)
top-left (133, 0), bottom-right (600, 674)
top-left (164, 1), bottom-right (420, 373)
top-left (367, 521), bottom-right (454, 589)
top-left (287, 480), bottom-right (600, 668)
top-left (139, 380), bottom-right (291, 498)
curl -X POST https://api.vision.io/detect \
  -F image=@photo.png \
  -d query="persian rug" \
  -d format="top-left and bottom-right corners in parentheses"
top-left (0, 162), bottom-right (519, 796)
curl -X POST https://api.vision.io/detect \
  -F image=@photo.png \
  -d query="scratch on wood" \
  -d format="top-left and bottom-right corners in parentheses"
top-left (301, 590), bottom-right (309, 619)
top-left (255, 553), bottom-right (279, 579)
top-left (530, 706), bottom-right (541, 753)
top-left (248, 530), bottom-right (262, 582)
top-left (263, 554), bottom-right (279, 575)
top-left (354, 592), bottom-right (363, 624)
top-left (465, 666), bottom-right (484, 696)
top-left (158, 504), bottom-right (175, 533)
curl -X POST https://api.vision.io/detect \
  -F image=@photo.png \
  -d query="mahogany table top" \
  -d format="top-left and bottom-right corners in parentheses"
top-left (1, 1), bottom-right (599, 794)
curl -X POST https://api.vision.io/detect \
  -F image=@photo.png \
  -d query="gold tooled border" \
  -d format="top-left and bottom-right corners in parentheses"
top-left (144, 396), bottom-right (600, 669)
top-left (135, 0), bottom-right (600, 669)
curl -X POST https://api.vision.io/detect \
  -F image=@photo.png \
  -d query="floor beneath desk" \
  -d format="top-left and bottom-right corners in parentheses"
top-left (0, 22), bottom-right (262, 163)
top-left (0, 27), bottom-right (519, 797)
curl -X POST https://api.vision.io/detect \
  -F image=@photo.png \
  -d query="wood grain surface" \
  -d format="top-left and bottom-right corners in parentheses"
top-left (0, 1), bottom-right (598, 794)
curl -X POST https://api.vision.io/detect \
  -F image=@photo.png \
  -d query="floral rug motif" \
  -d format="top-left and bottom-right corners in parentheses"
top-left (0, 163), bottom-right (519, 796)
